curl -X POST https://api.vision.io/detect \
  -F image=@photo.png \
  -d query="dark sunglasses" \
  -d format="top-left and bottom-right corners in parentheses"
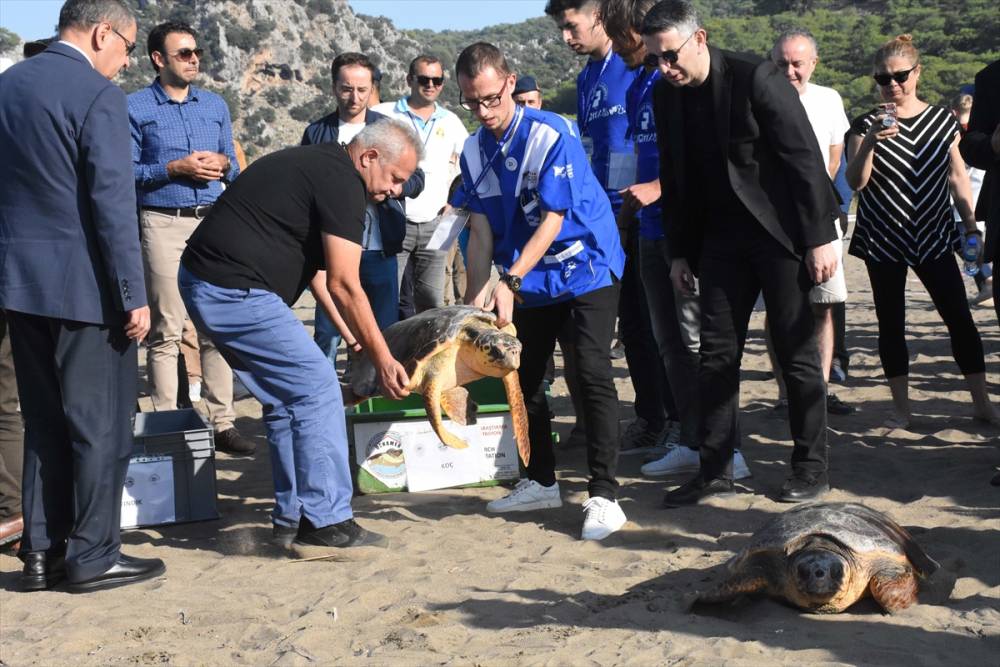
top-left (110, 27), bottom-right (137, 56)
top-left (659, 32), bottom-right (694, 65)
top-left (416, 75), bottom-right (444, 87)
top-left (873, 66), bottom-right (916, 87)
top-left (167, 48), bottom-right (204, 62)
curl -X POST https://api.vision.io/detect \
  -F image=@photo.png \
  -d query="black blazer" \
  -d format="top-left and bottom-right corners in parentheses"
top-left (300, 109), bottom-right (424, 255)
top-left (959, 60), bottom-right (1000, 259)
top-left (653, 46), bottom-right (839, 267)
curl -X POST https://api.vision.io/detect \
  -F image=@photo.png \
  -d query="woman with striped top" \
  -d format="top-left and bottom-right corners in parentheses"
top-left (846, 34), bottom-right (995, 429)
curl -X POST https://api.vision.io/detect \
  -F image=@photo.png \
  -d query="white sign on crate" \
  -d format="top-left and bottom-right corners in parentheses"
top-left (352, 414), bottom-right (520, 492)
top-left (121, 455), bottom-right (176, 528)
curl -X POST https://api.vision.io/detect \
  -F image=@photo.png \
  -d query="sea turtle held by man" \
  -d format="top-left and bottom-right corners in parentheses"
top-left (694, 502), bottom-right (939, 614)
top-left (344, 305), bottom-right (530, 465)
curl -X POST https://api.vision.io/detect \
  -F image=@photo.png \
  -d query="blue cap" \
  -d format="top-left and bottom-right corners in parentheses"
top-left (513, 75), bottom-right (539, 96)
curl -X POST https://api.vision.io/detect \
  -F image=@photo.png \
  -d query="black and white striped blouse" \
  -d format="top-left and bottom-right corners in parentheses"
top-left (847, 104), bottom-right (961, 265)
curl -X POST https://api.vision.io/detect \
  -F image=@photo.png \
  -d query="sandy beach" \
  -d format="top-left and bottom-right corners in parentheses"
top-left (1, 249), bottom-right (998, 666)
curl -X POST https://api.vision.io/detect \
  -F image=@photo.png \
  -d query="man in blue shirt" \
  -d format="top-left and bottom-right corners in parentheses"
top-left (129, 21), bottom-right (252, 455)
top-left (547, 0), bottom-right (672, 456)
top-left (452, 43), bottom-right (627, 541)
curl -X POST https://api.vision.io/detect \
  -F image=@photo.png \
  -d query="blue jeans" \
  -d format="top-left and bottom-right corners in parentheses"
top-left (179, 265), bottom-right (353, 528)
top-left (314, 251), bottom-right (399, 363)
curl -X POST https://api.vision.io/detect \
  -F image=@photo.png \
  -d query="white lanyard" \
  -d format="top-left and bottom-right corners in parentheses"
top-left (457, 104), bottom-right (525, 209)
top-left (581, 47), bottom-right (613, 134)
top-left (407, 111), bottom-right (438, 148)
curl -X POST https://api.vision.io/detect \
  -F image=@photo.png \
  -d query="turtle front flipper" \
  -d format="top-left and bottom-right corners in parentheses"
top-left (693, 572), bottom-right (769, 608)
top-left (868, 564), bottom-right (919, 614)
top-left (501, 371), bottom-right (531, 466)
top-left (424, 380), bottom-right (470, 450)
top-left (440, 386), bottom-right (479, 425)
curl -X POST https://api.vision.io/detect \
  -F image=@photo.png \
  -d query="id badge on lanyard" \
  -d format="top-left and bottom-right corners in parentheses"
top-left (424, 207), bottom-right (470, 251)
top-left (607, 151), bottom-right (638, 190)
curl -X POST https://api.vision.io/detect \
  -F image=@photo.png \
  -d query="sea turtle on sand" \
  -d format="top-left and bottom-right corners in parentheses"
top-left (695, 502), bottom-right (939, 614)
top-left (343, 305), bottom-right (530, 465)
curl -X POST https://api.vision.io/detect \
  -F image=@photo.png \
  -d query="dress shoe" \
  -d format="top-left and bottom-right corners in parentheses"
top-left (779, 471), bottom-right (830, 503)
top-left (215, 427), bottom-right (256, 455)
top-left (20, 551), bottom-right (66, 591)
top-left (0, 513), bottom-right (23, 547)
top-left (662, 475), bottom-right (734, 508)
top-left (67, 554), bottom-right (165, 593)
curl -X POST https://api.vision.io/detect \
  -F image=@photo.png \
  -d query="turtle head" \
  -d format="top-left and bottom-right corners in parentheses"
top-left (790, 539), bottom-right (850, 599)
top-left (463, 329), bottom-right (522, 376)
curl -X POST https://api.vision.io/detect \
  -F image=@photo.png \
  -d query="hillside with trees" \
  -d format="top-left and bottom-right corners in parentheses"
top-left (1, 0), bottom-right (996, 159)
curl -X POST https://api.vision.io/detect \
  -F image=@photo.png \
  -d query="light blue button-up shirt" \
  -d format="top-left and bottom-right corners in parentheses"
top-left (128, 79), bottom-right (239, 208)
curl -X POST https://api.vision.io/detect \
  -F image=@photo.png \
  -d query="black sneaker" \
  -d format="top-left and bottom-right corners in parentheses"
top-left (620, 417), bottom-right (667, 455)
top-left (215, 428), bottom-right (256, 455)
top-left (827, 394), bottom-right (856, 415)
top-left (292, 518), bottom-right (388, 558)
top-left (271, 523), bottom-right (299, 550)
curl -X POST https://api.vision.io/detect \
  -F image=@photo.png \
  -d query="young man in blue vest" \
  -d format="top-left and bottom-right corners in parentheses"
top-left (547, 0), bottom-right (674, 456)
top-left (453, 42), bottom-right (627, 541)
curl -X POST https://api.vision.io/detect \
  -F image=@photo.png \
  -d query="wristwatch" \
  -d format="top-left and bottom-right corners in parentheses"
top-left (500, 271), bottom-right (522, 293)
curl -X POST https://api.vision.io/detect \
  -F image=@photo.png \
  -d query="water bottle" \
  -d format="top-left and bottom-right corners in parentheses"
top-left (963, 234), bottom-right (980, 276)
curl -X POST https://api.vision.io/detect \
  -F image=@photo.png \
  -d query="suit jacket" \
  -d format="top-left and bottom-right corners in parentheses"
top-left (653, 46), bottom-right (839, 266)
top-left (300, 109), bottom-right (424, 255)
top-left (959, 60), bottom-right (1000, 259)
top-left (0, 43), bottom-right (145, 325)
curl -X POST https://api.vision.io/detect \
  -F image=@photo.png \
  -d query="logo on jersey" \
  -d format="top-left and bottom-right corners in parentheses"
top-left (633, 102), bottom-right (657, 144)
top-left (552, 164), bottom-right (574, 179)
top-left (590, 83), bottom-right (608, 111)
top-left (505, 156), bottom-right (519, 171)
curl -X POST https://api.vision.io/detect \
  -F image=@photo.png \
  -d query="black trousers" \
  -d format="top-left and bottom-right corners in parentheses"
top-left (7, 311), bottom-right (137, 582)
top-left (0, 310), bottom-right (23, 518)
top-left (697, 221), bottom-right (827, 479)
top-left (513, 283), bottom-right (621, 499)
top-left (865, 254), bottom-right (985, 378)
top-left (619, 226), bottom-right (674, 425)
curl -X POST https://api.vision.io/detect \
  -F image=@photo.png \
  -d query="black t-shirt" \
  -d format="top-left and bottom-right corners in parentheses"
top-left (182, 143), bottom-right (366, 305)
top-left (682, 72), bottom-right (751, 225)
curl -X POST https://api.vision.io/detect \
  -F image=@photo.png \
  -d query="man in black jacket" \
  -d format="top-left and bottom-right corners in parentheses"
top-left (958, 59), bottom-right (1000, 487)
top-left (641, 0), bottom-right (839, 505)
top-left (301, 52), bottom-right (424, 363)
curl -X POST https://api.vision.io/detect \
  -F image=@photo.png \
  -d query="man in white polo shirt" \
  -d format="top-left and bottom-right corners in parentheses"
top-left (374, 55), bottom-right (469, 313)
top-left (769, 28), bottom-right (854, 415)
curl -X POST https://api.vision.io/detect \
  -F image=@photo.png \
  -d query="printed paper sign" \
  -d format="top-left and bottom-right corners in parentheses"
top-left (121, 456), bottom-right (175, 528)
top-left (424, 208), bottom-right (470, 251)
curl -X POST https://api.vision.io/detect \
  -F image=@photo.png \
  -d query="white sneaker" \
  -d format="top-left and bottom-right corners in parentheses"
top-left (581, 497), bottom-right (627, 540)
top-left (486, 479), bottom-right (562, 513)
top-left (641, 445), bottom-right (700, 477)
top-left (733, 450), bottom-right (752, 480)
top-left (188, 380), bottom-right (202, 404)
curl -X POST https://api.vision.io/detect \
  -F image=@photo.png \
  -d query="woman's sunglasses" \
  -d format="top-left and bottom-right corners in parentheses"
top-left (873, 66), bottom-right (916, 87)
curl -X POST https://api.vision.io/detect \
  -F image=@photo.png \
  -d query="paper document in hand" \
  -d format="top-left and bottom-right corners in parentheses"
top-left (424, 208), bottom-right (470, 251)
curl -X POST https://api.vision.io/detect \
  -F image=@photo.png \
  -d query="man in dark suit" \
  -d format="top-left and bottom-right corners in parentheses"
top-left (0, 0), bottom-right (164, 592)
top-left (959, 59), bottom-right (1000, 487)
top-left (641, 0), bottom-right (839, 505)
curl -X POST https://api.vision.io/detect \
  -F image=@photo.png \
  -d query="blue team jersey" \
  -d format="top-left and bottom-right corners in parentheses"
top-left (577, 50), bottom-right (640, 211)
top-left (626, 67), bottom-right (663, 240)
top-left (451, 106), bottom-right (625, 308)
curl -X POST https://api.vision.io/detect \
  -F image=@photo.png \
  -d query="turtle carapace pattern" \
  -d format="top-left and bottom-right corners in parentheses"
top-left (344, 306), bottom-right (530, 466)
top-left (695, 503), bottom-right (939, 614)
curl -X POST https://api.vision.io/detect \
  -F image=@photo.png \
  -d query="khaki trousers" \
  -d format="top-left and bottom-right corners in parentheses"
top-left (141, 209), bottom-right (234, 430)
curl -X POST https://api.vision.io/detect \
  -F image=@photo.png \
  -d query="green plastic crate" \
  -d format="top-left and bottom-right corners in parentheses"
top-left (347, 378), bottom-right (518, 494)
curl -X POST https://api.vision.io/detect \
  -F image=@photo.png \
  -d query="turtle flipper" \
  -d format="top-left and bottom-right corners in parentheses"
top-left (501, 371), bottom-right (531, 467)
top-left (440, 386), bottom-right (479, 426)
top-left (869, 564), bottom-right (919, 614)
top-left (423, 381), bottom-right (470, 450)
top-left (693, 573), bottom-right (769, 608)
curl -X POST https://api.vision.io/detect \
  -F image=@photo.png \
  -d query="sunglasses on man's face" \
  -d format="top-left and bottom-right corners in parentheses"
top-left (167, 48), bottom-right (204, 62)
top-left (416, 75), bottom-right (444, 87)
top-left (658, 32), bottom-right (694, 66)
top-left (873, 66), bottom-right (916, 87)
top-left (110, 27), bottom-right (137, 56)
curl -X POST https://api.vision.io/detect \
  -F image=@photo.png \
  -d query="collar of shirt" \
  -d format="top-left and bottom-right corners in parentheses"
top-left (57, 40), bottom-right (93, 68)
top-left (151, 77), bottom-right (200, 105)
top-left (395, 97), bottom-right (448, 128)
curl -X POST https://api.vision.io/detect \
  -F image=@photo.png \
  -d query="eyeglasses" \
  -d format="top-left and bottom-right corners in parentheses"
top-left (459, 79), bottom-right (509, 112)
top-left (167, 48), bottom-right (204, 62)
top-left (658, 32), bottom-right (694, 65)
top-left (416, 75), bottom-right (444, 87)
top-left (110, 27), bottom-right (137, 56)
top-left (873, 66), bottom-right (916, 87)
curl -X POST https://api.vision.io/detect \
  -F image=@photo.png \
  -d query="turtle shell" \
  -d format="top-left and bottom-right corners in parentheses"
top-left (737, 502), bottom-right (938, 576)
top-left (349, 305), bottom-right (499, 398)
